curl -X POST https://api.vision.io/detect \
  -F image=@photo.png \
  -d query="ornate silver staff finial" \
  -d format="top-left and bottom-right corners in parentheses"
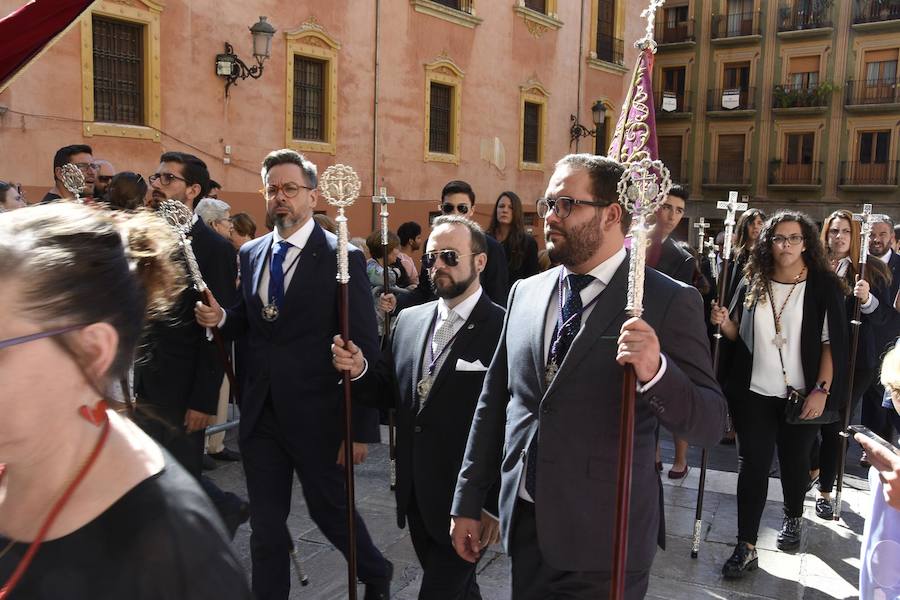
top-left (157, 199), bottom-right (208, 292)
top-left (320, 165), bottom-right (362, 284)
top-left (694, 217), bottom-right (710, 254)
top-left (617, 157), bottom-right (671, 318)
top-left (636, 0), bottom-right (666, 51)
top-left (716, 191), bottom-right (748, 262)
top-left (373, 186), bottom-right (395, 248)
top-left (60, 163), bottom-right (86, 201)
top-left (705, 238), bottom-right (719, 283)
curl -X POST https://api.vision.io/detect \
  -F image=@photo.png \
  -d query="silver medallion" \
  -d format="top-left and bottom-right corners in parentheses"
top-left (416, 377), bottom-right (432, 400)
top-left (262, 303), bottom-right (280, 322)
top-left (545, 360), bottom-right (559, 386)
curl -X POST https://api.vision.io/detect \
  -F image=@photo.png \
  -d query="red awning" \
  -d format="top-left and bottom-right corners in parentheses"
top-left (0, 0), bottom-right (95, 91)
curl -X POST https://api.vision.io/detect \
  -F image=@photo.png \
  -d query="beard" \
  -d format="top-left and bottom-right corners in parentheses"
top-left (545, 212), bottom-right (604, 267)
top-left (870, 239), bottom-right (889, 257)
top-left (431, 259), bottom-right (479, 300)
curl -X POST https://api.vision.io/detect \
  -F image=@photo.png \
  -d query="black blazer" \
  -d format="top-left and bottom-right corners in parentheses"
top-left (221, 224), bottom-right (381, 444)
top-left (135, 219), bottom-right (237, 415)
top-left (499, 233), bottom-right (540, 290)
top-left (411, 235), bottom-right (509, 307)
top-left (652, 237), bottom-right (696, 285)
top-left (355, 292), bottom-right (504, 542)
top-left (725, 268), bottom-right (849, 413)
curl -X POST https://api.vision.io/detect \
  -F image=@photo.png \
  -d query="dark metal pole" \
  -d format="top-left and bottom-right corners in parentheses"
top-left (611, 365), bottom-right (637, 600)
top-left (339, 282), bottom-right (358, 599)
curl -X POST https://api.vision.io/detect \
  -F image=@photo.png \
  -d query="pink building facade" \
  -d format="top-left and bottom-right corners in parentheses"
top-left (0, 0), bottom-right (641, 238)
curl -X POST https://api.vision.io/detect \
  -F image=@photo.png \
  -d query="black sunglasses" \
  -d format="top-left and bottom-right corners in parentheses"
top-left (440, 202), bottom-right (470, 215)
top-left (422, 250), bottom-right (475, 270)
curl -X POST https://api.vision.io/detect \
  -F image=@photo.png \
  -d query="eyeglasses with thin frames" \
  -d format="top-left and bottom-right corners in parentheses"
top-left (536, 196), bottom-right (610, 220)
top-left (148, 172), bottom-right (187, 186)
top-left (0, 324), bottom-right (85, 351)
top-left (263, 183), bottom-right (314, 199)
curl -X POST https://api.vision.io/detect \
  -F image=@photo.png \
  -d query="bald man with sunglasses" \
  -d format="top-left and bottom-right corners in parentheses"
top-left (409, 181), bottom-right (509, 307)
top-left (333, 215), bottom-right (505, 599)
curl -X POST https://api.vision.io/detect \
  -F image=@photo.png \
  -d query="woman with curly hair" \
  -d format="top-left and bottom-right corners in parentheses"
top-left (809, 210), bottom-right (893, 519)
top-left (486, 191), bottom-right (539, 292)
top-left (711, 211), bottom-right (848, 578)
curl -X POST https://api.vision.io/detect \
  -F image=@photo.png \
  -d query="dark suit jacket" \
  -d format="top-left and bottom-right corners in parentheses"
top-left (135, 218), bottom-right (237, 415)
top-left (652, 237), bottom-right (696, 285)
top-left (878, 251), bottom-right (900, 353)
top-left (221, 224), bottom-right (380, 445)
top-left (355, 292), bottom-right (504, 542)
top-left (452, 252), bottom-right (726, 573)
top-left (411, 234), bottom-right (509, 307)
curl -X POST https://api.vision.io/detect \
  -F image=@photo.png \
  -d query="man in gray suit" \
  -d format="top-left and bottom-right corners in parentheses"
top-left (450, 154), bottom-right (727, 599)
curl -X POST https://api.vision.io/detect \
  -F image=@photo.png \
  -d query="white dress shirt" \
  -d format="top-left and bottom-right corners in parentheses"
top-left (432, 287), bottom-right (483, 359)
top-left (257, 218), bottom-right (316, 305)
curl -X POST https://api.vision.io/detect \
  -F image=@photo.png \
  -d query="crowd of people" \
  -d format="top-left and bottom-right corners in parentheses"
top-left (1, 143), bottom-right (899, 600)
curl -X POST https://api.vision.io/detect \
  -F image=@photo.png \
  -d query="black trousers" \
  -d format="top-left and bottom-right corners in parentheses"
top-left (407, 493), bottom-right (481, 600)
top-left (732, 391), bottom-right (820, 544)
top-left (810, 368), bottom-right (875, 493)
top-left (862, 379), bottom-right (896, 440)
top-left (241, 405), bottom-right (390, 600)
top-left (509, 500), bottom-right (650, 600)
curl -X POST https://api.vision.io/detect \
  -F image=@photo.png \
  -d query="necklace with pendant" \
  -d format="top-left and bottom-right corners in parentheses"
top-left (767, 267), bottom-right (805, 350)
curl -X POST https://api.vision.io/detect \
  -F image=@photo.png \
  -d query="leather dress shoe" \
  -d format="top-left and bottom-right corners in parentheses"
top-left (860, 451), bottom-right (870, 468)
top-left (668, 465), bottom-right (690, 480)
top-left (210, 447), bottom-right (241, 462)
top-left (722, 542), bottom-right (758, 579)
top-left (363, 560), bottom-right (393, 600)
top-left (776, 514), bottom-right (803, 551)
top-left (202, 454), bottom-right (218, 471)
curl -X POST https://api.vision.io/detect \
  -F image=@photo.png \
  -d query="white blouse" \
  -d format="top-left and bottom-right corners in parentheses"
top-left (749, 281), bottom-right (829, 398)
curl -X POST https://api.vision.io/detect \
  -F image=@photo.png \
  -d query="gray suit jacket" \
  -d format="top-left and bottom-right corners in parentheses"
top-left (451, 252), bottom-right (726, 573)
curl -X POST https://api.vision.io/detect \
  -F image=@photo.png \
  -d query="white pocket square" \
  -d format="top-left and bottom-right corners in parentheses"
top-left (456, 358), bottom-right (488, 372)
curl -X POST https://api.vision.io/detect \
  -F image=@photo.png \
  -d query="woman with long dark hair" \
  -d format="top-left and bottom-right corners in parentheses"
top-left (0, 203), bottom-right (252, 599)
top-left (711, 211), bottom-right (848, 578)
top-left (487, 191), bottom-right (539, 290)
top-left (724, 208), bottom-right (767, 305)
top-left (809, 209), bottom-right (892, 519)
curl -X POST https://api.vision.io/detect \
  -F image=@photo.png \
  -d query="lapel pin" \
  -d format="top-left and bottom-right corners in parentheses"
top-left (467, 324), bottom-right (474, 330)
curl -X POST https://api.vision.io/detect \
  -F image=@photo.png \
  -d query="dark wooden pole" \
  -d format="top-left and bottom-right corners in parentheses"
top-left (338, 282), bottom-right (358, 599)
top-left (610, 365), bottom-right (637, 600)
top-left (691, 254), bottom-right (732, 558)
top-left (201, 288), bottom-right (239, 401)
top-left (834, 266), bottom-right (866, 521)
top-left (381, 245), bottom-right (397, 490)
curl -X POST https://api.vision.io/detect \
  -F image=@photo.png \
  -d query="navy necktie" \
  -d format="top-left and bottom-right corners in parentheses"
top-left (525, 273), bottom-right (595, 500)
top-left (268, 240), bottom-right (292, 309)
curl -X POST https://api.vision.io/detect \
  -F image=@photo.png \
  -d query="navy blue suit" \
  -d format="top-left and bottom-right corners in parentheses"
top-left (221, 223), bottom-right (389, 599)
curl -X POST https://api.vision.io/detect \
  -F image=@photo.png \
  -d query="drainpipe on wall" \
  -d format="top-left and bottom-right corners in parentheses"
top-left (574, 0), bottom-right (586, 153)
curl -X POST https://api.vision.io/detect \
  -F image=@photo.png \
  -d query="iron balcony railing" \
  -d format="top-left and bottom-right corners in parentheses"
top-left (654, 89), bottom-right (693, 114)
top-left (703, 161), bottom-right (752, 185)
top-left (769, 161), bottom-right (823, 185)
top-left (655, 18), bottom-right (695, 44)
top-left (711, 11), bottom-right (761, 38)
top-left (772, 82), bottom-right (831, 108)
top-left (777, 5), bottom-right (832, 31)
top-left (707, 87), bottom-right (756, 111)
top-left (854, 0), bottom-right (900, 24)
top-left (840, 161), bottom-right (900, 186)
top-left (595, 34), bottom-right (625, 65)
top-left (844, 79), bottom-right (900, 106)
top-left (430, 0), bottom-right (475, 14)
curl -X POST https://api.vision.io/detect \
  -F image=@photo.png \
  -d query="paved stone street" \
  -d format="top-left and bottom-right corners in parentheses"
top-left (206, 426), bottom-right (871, 599)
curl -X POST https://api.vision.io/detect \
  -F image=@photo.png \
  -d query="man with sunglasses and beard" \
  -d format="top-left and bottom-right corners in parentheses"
top-left (410, 181), bottom-right (509, 307)
top-left (333, 215), bottom-right (505, 599)
top-left (448, 154), bottom-right (726, 600)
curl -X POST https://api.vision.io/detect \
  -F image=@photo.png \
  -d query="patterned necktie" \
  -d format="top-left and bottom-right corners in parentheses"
top-left (418, 310), bottom-right (462, 411)
top-left (525, 273), bottom-right (595, 500)
top-left (268, 240), bottom-right (292, 309)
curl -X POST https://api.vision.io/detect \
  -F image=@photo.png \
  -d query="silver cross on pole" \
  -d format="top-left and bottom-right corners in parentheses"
top-left (853, 203), bottom-right (889, 267)
top-left (705, 238), bottom-right (719, 283)
top-left (715, 191), bottom-right (748, 261)
top-left (372, 186), bottom-right (395, 249)
top-left (694, 217), bottom-right (710, 254)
